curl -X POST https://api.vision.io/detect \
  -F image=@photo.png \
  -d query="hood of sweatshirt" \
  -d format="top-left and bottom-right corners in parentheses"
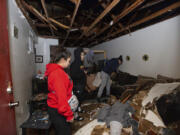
top-left (74, 47), bottom-right (83, 63)
top-left (45, 63), bottom-right (63, 77)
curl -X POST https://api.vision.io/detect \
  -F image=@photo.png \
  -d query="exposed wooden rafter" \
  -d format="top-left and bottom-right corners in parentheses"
top-left (15, 0), bottom-right (38, 34)
top-left (73, 0), bottom-right (121, 46)
top-left (84, 0), bottom-right (120, 35)
top-left (21, 0), bottom-right (57, 31)
top-left (41, 0), bottom-right (54, 35)
top-left (41, 0), bottom-right (49, 17)
top-left (90, 0), bottom-right (144, 40)
top-left (109, 1), bottom-right (180, 38)
top-left (15, 0), bottom-right (180, 47)
top-left (48, 18), bottom-right (70, 29)
top-left (61, 0), bottom-right (81, 46)
top-left (80, 0), bottom-right (144, 47)
top-left (88, 1), bottom-right (180, 47)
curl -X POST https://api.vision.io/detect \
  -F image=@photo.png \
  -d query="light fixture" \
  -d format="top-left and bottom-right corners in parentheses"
top-left (109, 20), bottom-right (114, 26)
top-left (70, 28), bottom-right (79, 32)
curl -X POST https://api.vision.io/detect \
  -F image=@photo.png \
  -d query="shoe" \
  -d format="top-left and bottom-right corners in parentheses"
top-left (75, 116), bottom-right (84, 121)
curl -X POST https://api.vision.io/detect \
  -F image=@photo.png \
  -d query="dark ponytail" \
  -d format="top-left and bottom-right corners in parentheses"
top-left (50, 47), bottom-right (71, 63)
top-left (118, 55), bottom-right (123, 63)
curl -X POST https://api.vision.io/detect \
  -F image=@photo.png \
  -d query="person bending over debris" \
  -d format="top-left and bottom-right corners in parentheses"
top-left (45, 48), bottom-right (75, 135)
top-left (70, 47), bottom-right (86, 121)
top-left (97, 55), bottom-right (123, 101)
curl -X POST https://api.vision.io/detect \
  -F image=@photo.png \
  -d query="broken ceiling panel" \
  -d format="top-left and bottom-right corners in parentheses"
top-left (15, 0), bottom-right (180, 47)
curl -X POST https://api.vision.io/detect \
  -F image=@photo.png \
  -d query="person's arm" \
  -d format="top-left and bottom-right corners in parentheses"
top-left (51, 71), bottom-right (74, 121)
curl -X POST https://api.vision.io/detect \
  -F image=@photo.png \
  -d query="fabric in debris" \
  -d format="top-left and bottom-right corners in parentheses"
top-left (97, 101), bottom-right (140, 135)
top-left (97, 105), bottom-right (111, 122)
top-left (97, 101), bottom-right (135, 126)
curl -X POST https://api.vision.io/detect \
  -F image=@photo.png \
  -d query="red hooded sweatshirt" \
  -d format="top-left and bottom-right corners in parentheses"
top-left (45, 63), bottom-right (73, 121)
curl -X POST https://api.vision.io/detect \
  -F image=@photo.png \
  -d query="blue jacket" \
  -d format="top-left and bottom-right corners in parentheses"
top-left (103, 58), bottom-right (119, 75)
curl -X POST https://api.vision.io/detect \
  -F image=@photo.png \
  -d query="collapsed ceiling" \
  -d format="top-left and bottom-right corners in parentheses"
top-left (16, 0), bottom-right (180, 47)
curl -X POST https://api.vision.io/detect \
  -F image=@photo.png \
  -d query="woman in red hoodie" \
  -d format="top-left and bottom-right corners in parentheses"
top-left (45, 48), bottom-right (74, 135)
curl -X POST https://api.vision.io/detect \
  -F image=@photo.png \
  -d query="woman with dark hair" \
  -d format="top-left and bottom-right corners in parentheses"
top-left (70, 48), bottom-right (86, 120)
top-left (45, 48), bottom-right (74, 135)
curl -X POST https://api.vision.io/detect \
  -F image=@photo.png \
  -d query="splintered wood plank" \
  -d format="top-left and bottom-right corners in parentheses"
top-left (41, 0), bottom-right (49, 17)
top-left (84, 0), bottom-right (120, 35)
top-left (41, 0), bottom-right (55, 35)
top-left (109, 1), bottom-right (180, 38)
top-left (15, 0), bottom-right (38, 34)
top-left (73, 0), bottom-right (120, 46)
top-left (94, 0), bottom-right (144, 38)
top-left (48, 18), bottom-right (70, 29)
top-left (89, 1), bottom-right (180, 47)
top-left (61, 0), bottom-right (81, 46)
top-left (79, 0), bottom-right (144, 47)
top-left (21, 0), bottom-right (57, 30)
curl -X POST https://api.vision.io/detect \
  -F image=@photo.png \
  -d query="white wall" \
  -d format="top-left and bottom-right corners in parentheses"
top-left (35, 37), bottom-right (58, 73)
top-left (35, 37), bottom-right (77, 73)
top-left (93, 15), bottom-right (180, 78)
top-left (8, 0), bottom-right (37, 134)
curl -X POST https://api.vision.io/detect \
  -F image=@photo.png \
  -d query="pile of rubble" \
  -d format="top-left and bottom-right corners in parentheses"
top-left (73, 74), bottom-right (180, 135)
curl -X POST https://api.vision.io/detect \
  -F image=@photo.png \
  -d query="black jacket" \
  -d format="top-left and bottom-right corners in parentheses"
top-left (70, 48), bottom-right (86, 84)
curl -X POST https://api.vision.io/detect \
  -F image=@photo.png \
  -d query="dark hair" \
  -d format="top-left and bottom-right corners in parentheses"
top-left (118, 55), bottom-right (123, 63)
top-left (50, 47), bottom-right (71, 63)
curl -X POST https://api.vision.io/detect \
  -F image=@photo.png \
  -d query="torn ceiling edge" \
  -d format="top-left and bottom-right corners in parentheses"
top-left (14, 0), bottom-right (180, 47)
top-left (142, 82), bottom-right (180, 106)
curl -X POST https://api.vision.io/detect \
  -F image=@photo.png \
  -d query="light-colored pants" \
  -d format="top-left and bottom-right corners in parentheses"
top-left (97, 71), bottom-right (111, 98)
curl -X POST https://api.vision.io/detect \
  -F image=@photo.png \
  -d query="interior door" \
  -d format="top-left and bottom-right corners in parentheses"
top-left (0, 0), bottom-right (17, 135)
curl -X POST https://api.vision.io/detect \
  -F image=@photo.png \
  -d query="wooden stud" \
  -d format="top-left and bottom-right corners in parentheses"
top-left (41, 0), bottom-right (49, 17)
top-left (84, 0), bottom-right (120, 34)
top-left (80, 0), bottom-right (144, 47)
top-left (109, 1), bottom-right (180, 38)
top-left (93, 0), bottom-right (144, 38)
top-left (21, 0), bottom-right (57, 30)
top-left (15, 0), bottom-right (38, 34)
top-left (73, 0), bottom-right (120, 46)
top-left (41, 0), bottom-right (55, 35)
top-left (48, 18), bottom-right (70, 29)
top-left (90, 1), bottom-right (180, 46)
top-left (61, 0), bottom-right (81, 46)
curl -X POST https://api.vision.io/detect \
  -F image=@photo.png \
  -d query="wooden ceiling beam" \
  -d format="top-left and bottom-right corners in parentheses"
top-left (139, 0), bottom-right (164, 10)
top-left (41, 0), bottom-right (55, 35)
top-left (21, 0), bottom-right (57, 31)
top-left (92, 0), bottom-right (144, 38)
top-left (73, 0), bottom-right (120, 46)
top-left (35, 23), bottom-right (49, 27)
top-left (109, 1), bottom-right (180, 38)
top-left (90, 1), bottom-right (180, 46)
top-left (41, 0), bottom-right (49, 17)
top-left (84, 0), bottom-right (120, 34)
top-left (48, 18), bottom-right (70, 29)
top-left (61, 0), bottom-right (81, 46)
top-left (15, 0), bottom-right (38, 35)
top-left (80, 0), bottom-right (144, 47)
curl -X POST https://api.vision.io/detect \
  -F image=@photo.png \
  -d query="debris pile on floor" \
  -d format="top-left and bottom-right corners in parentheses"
top-left (73, 74), bottom-right (180, 135)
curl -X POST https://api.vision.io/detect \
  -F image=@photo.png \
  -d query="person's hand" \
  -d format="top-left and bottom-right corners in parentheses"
top-left (67, 117), bottom-right (74, 123)
top-left (84, 70), bottom-right (88, 74)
